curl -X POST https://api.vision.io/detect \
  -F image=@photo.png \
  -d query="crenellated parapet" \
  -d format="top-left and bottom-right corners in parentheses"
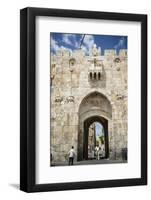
top-left (50, 44), bottom-right (127, 84)
top-left (51, 45), bottom-right (127, 62)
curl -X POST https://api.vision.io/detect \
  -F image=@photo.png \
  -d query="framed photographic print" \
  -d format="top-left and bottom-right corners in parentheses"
top-left (20, 7), bottom-right (147, 192)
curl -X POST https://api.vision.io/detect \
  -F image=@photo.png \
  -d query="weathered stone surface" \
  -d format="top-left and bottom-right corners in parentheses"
top-left (50, 46), bottom-right (127, 163)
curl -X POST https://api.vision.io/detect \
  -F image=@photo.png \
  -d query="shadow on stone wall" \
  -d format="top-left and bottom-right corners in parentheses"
top-left (89, 65), bottom-right (106, 88)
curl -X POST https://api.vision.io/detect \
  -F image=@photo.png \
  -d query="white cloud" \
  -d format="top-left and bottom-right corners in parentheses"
top-left (51, 37), bottom-right (72, 54)
top-left (114, 37), bottom-right (126, 50)
top-left (62, 34), bottom-right (72, 46)
top-left (51, 34), bottom-right (97, 55)
top-left (81, 34), bottom-right (95, 55)
top-left (62, 34), bottom-right (79, 48)
top-left (81, 46), bottom-right (88, 54)
top-left (83, 35), bottom-right (95, 49)
top-left (60, 46), bottom-right (72, 54)
top-left (51, 37), bottom-right (59, 52)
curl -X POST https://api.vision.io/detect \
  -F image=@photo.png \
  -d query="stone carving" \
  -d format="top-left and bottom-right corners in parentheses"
top-left (69, 58), bottom-right (76, 66)
top-left (69, 58), bottom-right (76, 72)
top-left (88, 58), bottom-right (103, 67)
top-left (54, 95), bottom-right (75, 104)
top-left (55, 95), bottom-right (63, 103)
top-left (66, 96), bottom-right (74, 103)
top-left (91, 44), bottom-right (101, 56)
top-left (116, 94), bottom-right (127, 100)
top-left (114, 57), bottom-right (121, 63)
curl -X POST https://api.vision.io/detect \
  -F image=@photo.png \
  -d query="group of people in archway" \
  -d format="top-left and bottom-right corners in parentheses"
top-left (94, 145), bottom-right (105, 160)
top-left (88, 144), bottom-right (105, 160)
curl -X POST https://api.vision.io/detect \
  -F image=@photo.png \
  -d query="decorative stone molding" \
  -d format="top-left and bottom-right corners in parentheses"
top-left (88, 62), bottom-right (103, 81)
top-left (69, 58), bottom-right (76, 72)
top-left (91, 44), bottom-right (101, 56)
top-left (69, 58), bottom-right (76, 66)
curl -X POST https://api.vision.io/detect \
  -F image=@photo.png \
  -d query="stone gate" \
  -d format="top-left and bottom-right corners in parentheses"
top-left (50, 44), bottom-right (127, 163)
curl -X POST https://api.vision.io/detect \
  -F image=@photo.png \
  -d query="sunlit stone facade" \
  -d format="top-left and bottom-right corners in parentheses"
top-left (50, 44), bottom-right (127, 163)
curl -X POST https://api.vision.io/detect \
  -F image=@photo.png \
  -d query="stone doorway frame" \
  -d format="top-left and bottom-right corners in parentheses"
top-left (78, 91), bottom-right (112, 161)
top-left (83, 116), bottom-right (109, 160)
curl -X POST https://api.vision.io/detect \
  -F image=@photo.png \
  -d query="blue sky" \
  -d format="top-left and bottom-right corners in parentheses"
top-left (50, 32), bottom-right (127, 55)
top-left (95, 122), bottom-right (104, 137)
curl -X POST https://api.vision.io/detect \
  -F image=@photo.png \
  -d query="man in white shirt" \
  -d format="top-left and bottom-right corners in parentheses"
top-left (68, 146), bottom-right (76, 165)
top-left (95, 145), bottom-right (100, 160)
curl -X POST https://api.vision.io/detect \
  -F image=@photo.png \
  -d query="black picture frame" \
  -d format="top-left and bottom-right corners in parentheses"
top-left (20, 7), bottom-right (147, 192)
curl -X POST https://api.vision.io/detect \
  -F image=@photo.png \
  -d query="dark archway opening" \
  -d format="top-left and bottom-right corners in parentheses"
top-left (83, 116), bottom-right (109, 160)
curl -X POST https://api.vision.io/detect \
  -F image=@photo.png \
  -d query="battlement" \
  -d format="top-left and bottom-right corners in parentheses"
top-left (53, 45), bottom-right (127, 59)
top-left (104, 49), bottom-right (117, 56)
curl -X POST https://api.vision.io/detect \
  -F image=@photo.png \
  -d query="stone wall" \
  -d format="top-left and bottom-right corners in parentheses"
top-left (50, 45), bottom-right (127, 163)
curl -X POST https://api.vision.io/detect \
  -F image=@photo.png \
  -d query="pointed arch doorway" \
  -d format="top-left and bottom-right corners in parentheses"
top-left (83, 116), bottom-right (108, 160)
top-left (78, 91), bottom-right (112, 161)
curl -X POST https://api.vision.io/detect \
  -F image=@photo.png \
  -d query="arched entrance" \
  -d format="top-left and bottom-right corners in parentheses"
top-left (83, 116), bottom-right (109, 160)
top-left (78, 91), bottom-right (112, 161)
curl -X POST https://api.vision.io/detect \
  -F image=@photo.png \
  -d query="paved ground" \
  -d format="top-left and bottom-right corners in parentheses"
top-left (51, 159), bottom-right (127, 167)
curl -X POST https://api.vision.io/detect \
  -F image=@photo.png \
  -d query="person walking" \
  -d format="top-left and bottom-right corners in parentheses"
top-left (68, 146), bottom-right (76, 165)
top-left (95, 145), bottom-right (100, 160)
